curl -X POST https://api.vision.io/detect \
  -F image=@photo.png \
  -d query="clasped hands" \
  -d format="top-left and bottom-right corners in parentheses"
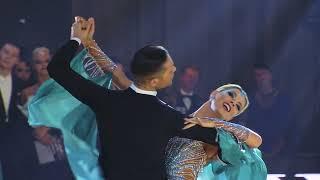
top-left (71, 16), bottom-right (95, 45)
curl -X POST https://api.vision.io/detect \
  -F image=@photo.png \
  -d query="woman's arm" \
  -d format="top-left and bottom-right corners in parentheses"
top-left (184, 117), bottom-right (262, 148)
top-left (48, 40), bottom-right (113, 111)
top-left (83, 40), bottom-right (132, 90)
top-left (218, 120), bottom-right (262, 148)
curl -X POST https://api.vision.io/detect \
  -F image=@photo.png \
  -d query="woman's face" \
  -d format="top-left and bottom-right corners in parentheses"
top-left (15, 61), bottom-right (31, 81)
top-left (210, 88), bottom-right (247, 121)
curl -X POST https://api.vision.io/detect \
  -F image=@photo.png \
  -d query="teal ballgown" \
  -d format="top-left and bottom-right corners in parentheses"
top-left (197, 129), bottom-right (267, 180)
top-left (166, 128), bottom-right (267, 180)
top-left (28, 49), bottom-right (111, 180)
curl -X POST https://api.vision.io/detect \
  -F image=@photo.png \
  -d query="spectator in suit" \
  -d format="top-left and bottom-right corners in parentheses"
top-left (0, 42), bottom-right (38, 180)
top-left (160, 65), bottom-right (202, 115)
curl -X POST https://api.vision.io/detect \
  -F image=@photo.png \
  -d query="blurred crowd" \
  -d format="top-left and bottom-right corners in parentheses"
top-left (0, 43), bottom-right (73, 180)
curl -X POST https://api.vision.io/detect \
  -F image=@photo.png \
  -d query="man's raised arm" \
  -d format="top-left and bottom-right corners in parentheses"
top-left (47, 17), bottom-right (112, 110)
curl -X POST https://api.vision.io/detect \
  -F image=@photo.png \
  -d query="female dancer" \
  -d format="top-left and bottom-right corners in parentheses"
top-left (165, 84), bottom-right (267, 180)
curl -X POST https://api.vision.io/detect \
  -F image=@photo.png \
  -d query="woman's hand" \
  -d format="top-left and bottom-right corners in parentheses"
top-left (183, 117), bottom-right (224, 129)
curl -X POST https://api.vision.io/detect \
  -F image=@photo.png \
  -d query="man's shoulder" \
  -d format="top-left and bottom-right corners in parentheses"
top-left (107, 88), bottom-right (132, 99)
top-left (157, 98), bottom-right (185, 117)
top-left (158, 98), bottom-right (175, 109)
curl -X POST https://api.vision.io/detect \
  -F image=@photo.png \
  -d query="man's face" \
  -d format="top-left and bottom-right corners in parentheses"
top-left (33, 50), bottom-right (50, 76)
top-left (180, 68), bottom-right (199, 91)
top-left (155, 56), bottom-right (176, 89)
top-left (254, 68), bottom-right (272, 88)
top-left (15, 61), bottom-right (32, 81)
top-left (0, 44), bottom-right (20, 71)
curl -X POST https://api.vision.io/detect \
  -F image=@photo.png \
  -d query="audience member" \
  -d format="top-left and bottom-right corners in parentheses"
top-left (0, 42), bottom-right (37, 180)
top-left (14, 60), bottom-right (34, 87)
top-left (20, 46), bottom-right (73, 180)
top-left (160, 65), bottom-right (203, 115)
top-left (246, 63), bottom-right (293, 172)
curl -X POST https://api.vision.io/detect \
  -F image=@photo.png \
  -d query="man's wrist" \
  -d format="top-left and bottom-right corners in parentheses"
top-left (70, 37), bottom-right (81, 45)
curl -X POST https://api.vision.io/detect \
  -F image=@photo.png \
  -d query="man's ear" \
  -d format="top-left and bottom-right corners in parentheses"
top-left (150, 78), bottom-right (160, 88)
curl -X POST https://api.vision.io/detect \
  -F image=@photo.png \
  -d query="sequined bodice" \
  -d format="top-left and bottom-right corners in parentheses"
top-left (165, 137), bottom-right (207, 180)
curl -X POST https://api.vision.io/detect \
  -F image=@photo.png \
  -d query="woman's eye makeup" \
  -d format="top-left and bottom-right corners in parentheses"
top-left (227, 91), bottom-right (235, 98)
top-left (236, 104), bottom-right (241, 111)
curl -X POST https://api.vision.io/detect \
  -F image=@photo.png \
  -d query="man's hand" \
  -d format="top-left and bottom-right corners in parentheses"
top-left (71, 16), bottom-right (93, 43)
top-left (183, 117), bottom-right (225, 129)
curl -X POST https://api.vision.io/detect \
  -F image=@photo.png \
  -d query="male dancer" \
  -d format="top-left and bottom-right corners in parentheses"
top-left (47, 17), bottom-right (218, 179)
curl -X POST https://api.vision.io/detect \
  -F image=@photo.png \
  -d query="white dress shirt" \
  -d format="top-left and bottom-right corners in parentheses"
top-left (71, 37), bottom-right (81, 45)
top-left (130, 83), bottom-right (157, 96)
top-left (0, 73), bottom-right (12, 122)
top-left (180, 88), bottom-right (194, 111)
